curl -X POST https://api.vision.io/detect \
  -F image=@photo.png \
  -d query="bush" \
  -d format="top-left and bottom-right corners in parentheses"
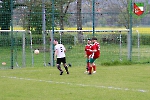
top-left (53, 33), bottom-right (74, 45)
top-left (0, 33), bottom-right (75, 47)
top-left (0, 33), bottom-right (150, 47)
top-left (97, 33), bottom-right (150, 45)
top-left (101, 60), bottom-right (132, 66)
top-left (140, 35), bottom-right (150, 45)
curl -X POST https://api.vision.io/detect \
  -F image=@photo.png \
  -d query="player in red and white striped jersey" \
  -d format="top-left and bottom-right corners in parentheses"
top-left (88, 37), bottom-right (100, 75)
top-left (84, 38), bottom-right (92, 73)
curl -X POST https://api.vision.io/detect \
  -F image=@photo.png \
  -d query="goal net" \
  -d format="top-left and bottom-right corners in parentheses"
top-left (46, 29), bottom-right (130, 66)
top-left (0, 30), bottom-right (32, 69)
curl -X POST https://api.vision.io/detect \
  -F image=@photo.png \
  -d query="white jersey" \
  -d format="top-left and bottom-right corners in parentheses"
top-left (55, 44), bottom-right (66, 58)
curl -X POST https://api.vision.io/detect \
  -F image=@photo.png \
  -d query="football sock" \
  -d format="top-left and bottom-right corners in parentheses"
top-left (86, 67), bottom-right (88, 71)
top-left (87, 62), bottom-right (90, 71)
top-left (92, 65), bottom-right (96, 71)
top-left (64, 65), bottom-right (69, 72)
top-left (89, 67), bottom-right (92, 74)
top-left (57, 65), bottom-right (62, 72)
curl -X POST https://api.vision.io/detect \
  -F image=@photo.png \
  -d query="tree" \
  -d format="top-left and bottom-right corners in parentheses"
top-left (57, 0), bottom-right (74, 30)
top-left (22, 0), bottom-right (61, 34)
top-left (109, 0), bottom-right (130, 28)
top-left (0, 0), bottom-right (11, 31)
top-left (103, 0), bottom-right (139, 28)
top-left (23, 0), bottom-right (75, 34)
top-left (77, 0), bottom-right (83, 43)
top-left (0, 0), bottom-right (25, 34)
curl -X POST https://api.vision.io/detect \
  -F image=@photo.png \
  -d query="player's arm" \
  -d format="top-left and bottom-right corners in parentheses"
top-left (84, 51), bottom-right (87, 57)
top-left (84, 46), bottom-right (87, 57)
top-left (89, 45), bottom-right (97, 52)
top-left (90, 49), bottom-right (97, 52)
top-left (86, 49), bottom-right (96, 52)
top-left (63, 45), bottom-right (66, 52)
top-left (54, 49), bottom-right (58, 60)
top-left (97, 43), bottom-right (100, 50)
top-left (64, 48), bottom-right (66, 52)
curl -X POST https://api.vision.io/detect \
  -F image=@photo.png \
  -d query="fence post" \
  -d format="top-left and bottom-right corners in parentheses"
top-left (92, 0), bottom-right (95, 37)
top-left (51, 0), bottom-right (55, 67)
top-left (10, 0), bottom-right (14, 69)
top-left (128, 0), bottom-right (133, 61)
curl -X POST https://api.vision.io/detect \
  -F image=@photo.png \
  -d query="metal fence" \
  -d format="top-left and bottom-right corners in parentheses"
top-left (0, 0), bottom-right (150, 68)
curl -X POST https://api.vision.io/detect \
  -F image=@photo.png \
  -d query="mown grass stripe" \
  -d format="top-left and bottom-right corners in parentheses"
top-left (1, 76), bottom-right (149, 93)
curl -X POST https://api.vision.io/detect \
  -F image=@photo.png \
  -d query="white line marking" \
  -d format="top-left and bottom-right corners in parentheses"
top-left (1, 76), bottom-right (149, 93)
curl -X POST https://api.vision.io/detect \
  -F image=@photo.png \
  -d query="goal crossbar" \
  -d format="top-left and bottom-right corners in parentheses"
top-left (0, 30), bottom-right (30, 32)
top-left (46, 29), bottom-right (130, 32)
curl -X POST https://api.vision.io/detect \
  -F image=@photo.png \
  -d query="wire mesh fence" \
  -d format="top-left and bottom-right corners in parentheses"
top-left (0, 0), bottom-right (150, 68)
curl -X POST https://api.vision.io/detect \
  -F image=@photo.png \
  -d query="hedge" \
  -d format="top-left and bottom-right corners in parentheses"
top-left (0, 33), bottom-right (74, 47)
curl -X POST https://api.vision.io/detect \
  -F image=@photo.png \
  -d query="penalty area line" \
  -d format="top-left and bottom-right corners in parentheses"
top-left (1, 76), bottom-right (149, 93)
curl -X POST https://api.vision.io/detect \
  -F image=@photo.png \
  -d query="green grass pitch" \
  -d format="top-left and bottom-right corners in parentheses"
top-left (0, 64), bottom-right (149, 100)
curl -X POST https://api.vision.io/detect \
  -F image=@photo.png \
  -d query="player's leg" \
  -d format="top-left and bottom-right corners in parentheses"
top-left (57, 64), bottom-right (64, 75)
top-left (92, 63), bottom-right (96, 73)
top-left (56, 58), bottom-right (63, 75)
top-left (63, 63), bottom-right (69, 74)
top-left (62, 57), bottom-right (69, 74)
top-left (89, 58), bottom-right (96, 75)
top-left (89, 58), bottom-right (94, 74)
top-left (85, 58), bottom-right (90, 73)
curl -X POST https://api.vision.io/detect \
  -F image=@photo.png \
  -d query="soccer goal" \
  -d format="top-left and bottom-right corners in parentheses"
top-left (46, 29), bottom-right (130, 66)
top-left (0, 30), bottom-right (32, 69)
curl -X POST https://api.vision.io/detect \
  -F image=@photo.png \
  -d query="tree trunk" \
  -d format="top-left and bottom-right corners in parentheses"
top-left (59, 3), bottom-right (64, 31)
top-left (77, 0), bottom-right (83, 43)
top-left (59, 0), bottom-right (71, 33)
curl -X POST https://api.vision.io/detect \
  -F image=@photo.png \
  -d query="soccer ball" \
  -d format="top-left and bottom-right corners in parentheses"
top-left (2, 62), bottom-right (6, 65)
top-left (34, 49), bottom-right (39, 54)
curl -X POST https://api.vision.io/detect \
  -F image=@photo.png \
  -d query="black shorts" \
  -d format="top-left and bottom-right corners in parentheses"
top-left (57, 57), bottom-right (66, 64)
